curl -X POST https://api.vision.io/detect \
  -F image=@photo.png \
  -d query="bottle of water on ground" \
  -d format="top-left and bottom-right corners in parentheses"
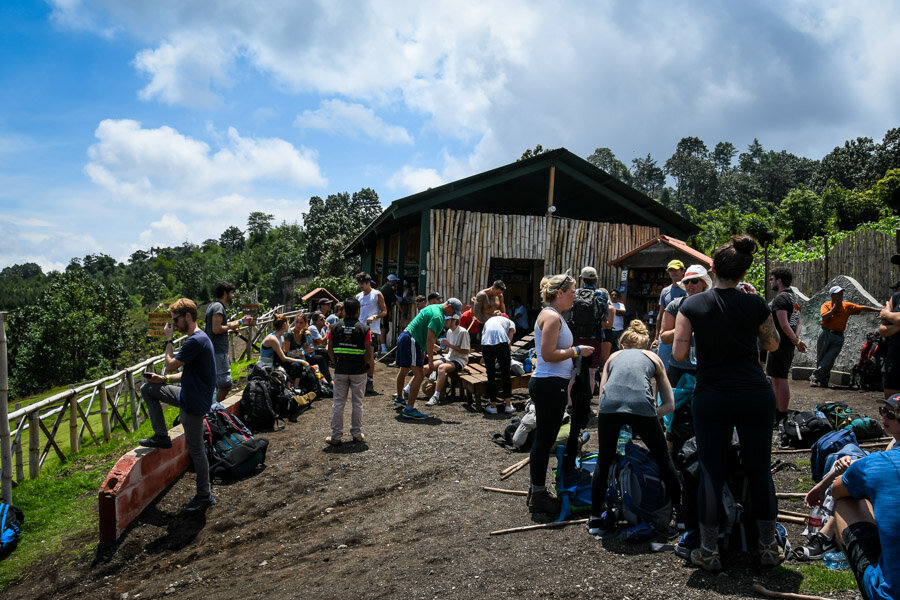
top-left (803, 505), bottom-right (824, 537)
top-left (616, 425), bottom-right (632, 456)
top-left (524, 350), bottom-right (533, 374)
top-left (823, 551), bottom-right (849, 570)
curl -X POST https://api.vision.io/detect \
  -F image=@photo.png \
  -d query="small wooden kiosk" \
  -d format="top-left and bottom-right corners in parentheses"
top-left (608, 235), bottom-right (712, 325)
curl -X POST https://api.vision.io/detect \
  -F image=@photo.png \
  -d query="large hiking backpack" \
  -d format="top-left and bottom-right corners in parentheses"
top-left (810, 429), bottom-right (858, 482)
top-left (239, 376), bottom-right (279, 432)
top-left (850, 332), bottom-right (885, 391)
top-left (553, 444), bottom-right (598, 522)
top-left (604, 441), bottom-right (672, 532)
top-left (267, 367), bottom-right (310, 421)
top-left (779, 411), bottom-right (832, 449)
top-left (203, 408), bottom-right (269, 479)
top-left (815, 402), bottom-right (885, 441)
top-left (0, 502), bottom-right (23, 554)
top-left (567, 288), bottom-right (606, 338)
top-left (816, 402), bottom-right (853, 430)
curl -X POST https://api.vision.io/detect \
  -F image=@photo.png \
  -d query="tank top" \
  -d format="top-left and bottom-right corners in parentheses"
top-left (356, 289), bottom-right (382, 334)
top-left (597, 349), bottom-right (657, 417)
top-left (259, 333), bottom-right (282, 367)
top-left (533, 307), bottom-right (574, 379)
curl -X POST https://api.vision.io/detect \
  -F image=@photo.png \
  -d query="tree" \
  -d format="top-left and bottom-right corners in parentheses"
top-left (247, 211), bottom-right (274, 245)
top-left (302, 188), bottom-right (382, 277)
top-left (518, 144), bottom-right (548, 161)
top-left (587, 147), bottom-right (632, 184)
top-left (870, 168), bottom-right (900, 214)
top-left (712, 142), bottom-right (737, 173)
top-left (219, 225), bottom-right (245, 251)
top-left (664, 137), bottom-right (718, 213)
top-left (814, 137), bottom-right (877, 190)
top-left (777, 187), bottom-right (830, 241)
top-left (738, 138), bottom-right (765, 174)
top-left (630, 154), bottom-right (665, 198)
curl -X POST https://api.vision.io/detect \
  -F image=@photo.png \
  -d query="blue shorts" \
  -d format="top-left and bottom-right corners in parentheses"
top-left (439, 357), bottom-right (465, 372)
top-left (396, 331), bottom-right (424, 368)
top-left (214, 352), bottom-right (233, 390)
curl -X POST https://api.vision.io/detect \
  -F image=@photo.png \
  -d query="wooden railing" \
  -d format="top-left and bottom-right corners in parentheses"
top-left (0, 304), bottom-right (306, 485)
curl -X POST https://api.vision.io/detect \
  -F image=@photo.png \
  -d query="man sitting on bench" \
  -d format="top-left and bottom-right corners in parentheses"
top-left (425, 316), bottom-right (470, 406)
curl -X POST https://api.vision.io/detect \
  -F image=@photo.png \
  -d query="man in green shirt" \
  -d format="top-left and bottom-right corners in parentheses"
top-left (394, 297), bottom-right (462, 419)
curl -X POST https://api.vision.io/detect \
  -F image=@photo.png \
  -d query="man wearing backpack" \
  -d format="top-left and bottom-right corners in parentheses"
top-left (810, 286), bottom-right (879, 387)
top-left (140, 298), bottom-right (217, 515)
top-left (569, 266), bottom-right (612, 394)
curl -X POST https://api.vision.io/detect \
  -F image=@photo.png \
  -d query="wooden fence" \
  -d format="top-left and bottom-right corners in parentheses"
top-left (1, 305), bottom-right (298, 486)
top-left (426, 208), bottom-right (659, 303)
top-left (770, 230), bottom-right (897, 300)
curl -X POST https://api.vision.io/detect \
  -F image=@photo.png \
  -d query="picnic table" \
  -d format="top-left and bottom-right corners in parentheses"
top-left (450, 333), bottom-right (535, 406)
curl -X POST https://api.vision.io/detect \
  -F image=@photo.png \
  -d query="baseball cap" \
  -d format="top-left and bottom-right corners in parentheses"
top-left (446, 297), bottom-right (463, 318)
top-left (886, 394), bottom-right (900, 410)
top-left (580, 266), bottom-right (598, 280)
top-left (667, 259), bottom-right (685, 271)
top-left (829, 285), bottom-right (843, 295)
top-left (387, 274), bottom-right (399, 281)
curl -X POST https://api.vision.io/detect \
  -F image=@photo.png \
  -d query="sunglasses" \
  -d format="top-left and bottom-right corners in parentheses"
top-left (880, 405), bottom-right (899, 421)
top-left (683, 278), bottom-right (703, 286)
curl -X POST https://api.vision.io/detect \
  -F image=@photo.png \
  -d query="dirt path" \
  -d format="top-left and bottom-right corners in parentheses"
top-left (7, 364), bottom-right (878, 599)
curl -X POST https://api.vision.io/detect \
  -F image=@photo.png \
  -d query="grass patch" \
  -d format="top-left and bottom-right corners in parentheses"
top-left (230, 358), bottom-right (254, 381)
top-left (794, 458), bottom-right (810, 467)
top-left (789, 563), bottom-right (858, 595)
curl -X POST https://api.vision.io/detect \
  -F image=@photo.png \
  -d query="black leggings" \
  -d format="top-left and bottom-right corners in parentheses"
top-left (590, 412), bottom-right (682, 518)
top-left (528, 376), bottom-right (569, 487)
top-left (305, 350), bottom-right (332, 383)
top-left (482, 343), bottom-right (511, 402)
top-left (692, 386), bottom-right (777, 526)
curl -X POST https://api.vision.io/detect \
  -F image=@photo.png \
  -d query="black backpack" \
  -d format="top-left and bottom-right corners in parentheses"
top-left (567, 288), bottom-right (606, 338)
top-left (779, 411), bottom-right (833, 449)
top-left (266, 368), bottom-right (310, 421)
top-left (203, 408), bottom-right (269, 479)
top-left (239, 377), bottom-right (279, 432)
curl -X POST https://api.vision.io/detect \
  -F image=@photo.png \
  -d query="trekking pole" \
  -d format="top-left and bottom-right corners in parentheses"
top-left (376, 346), bottom-right (396, 363)
top-left (752, 583), bottom-right (832, 600)
top-left (490, 518), bottom-right (588, 536)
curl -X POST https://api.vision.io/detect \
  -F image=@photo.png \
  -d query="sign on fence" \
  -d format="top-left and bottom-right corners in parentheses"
top-left (242, 304), bottom-right (259, 317)
top-left (147, 312), bottom-right (170, 338)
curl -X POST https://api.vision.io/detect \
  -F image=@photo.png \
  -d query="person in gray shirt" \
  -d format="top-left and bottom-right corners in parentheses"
top-left (205, 281), bottom-right (252, 403)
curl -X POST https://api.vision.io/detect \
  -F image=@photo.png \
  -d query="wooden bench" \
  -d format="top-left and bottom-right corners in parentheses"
top-left (451, 362), bottom-right (531, 407)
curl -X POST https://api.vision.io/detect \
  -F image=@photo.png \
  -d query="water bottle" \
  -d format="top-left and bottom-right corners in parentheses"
top-left (524, 354), bottom-right (532, 373)
top-left (803, 505), bottom-right (824, 537)
top-left (616, 425), bottom-right (632, 456)
top-left (823, 551), bottom-right (849, 570)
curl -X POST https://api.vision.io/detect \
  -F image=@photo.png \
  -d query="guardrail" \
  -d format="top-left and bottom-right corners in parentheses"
top-left (0, 304), bottom-right (306, 487)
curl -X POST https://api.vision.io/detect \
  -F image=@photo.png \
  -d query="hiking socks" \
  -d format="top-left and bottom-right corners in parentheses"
top-left (699, 524), bottom-right (719, 553)
top-left (757, 519), bottom-right (777, 546)
top-left (433, 391), bottom-right (440, 400)
top-left (403, 384), bottom-right (411, 395)
top-left (380, 344), bottom-right (388, 353)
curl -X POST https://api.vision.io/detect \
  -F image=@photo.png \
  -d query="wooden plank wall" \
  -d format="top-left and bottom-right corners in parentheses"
top-left (427, 208), bottom-right (659, 303)
top-left (771, 230), bottom-right (896, 301)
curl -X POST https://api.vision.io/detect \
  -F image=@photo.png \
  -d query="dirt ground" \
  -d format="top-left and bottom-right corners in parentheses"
top-left (5, 362), bottom-right (885, 600)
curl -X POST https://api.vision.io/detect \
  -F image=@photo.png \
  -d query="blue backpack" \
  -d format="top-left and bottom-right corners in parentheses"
top-left (605, 441), bottom-right (672, 533)
top-left (0, 502), bottom-right (23, 553)
top-left (810, 429), bottom-right (858, 482)
top-left (553, 444), bottom-right (597, 522)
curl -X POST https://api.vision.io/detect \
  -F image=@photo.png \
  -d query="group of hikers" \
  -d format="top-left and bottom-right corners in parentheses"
top-left (136, 236), bottom-right (898, 600)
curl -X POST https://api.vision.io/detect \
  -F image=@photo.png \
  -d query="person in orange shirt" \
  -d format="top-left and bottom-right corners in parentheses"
top-left (810, 285), bottom-right (880, 387)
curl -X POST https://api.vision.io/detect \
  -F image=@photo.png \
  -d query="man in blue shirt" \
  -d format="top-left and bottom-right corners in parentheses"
top-left (140, 298), bottom-right (217, 515)
top-left (653, 260), bottom-right (686, 371)
top-left (831, 394), bottom-right (900, 600)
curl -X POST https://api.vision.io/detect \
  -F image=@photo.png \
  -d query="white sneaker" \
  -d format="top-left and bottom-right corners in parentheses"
top-left (504, 405), bottom-right (515, 414)
top-left (426, 396), bottom-right (440, 406)
top-left (485, 405), bottom-right (498, 415)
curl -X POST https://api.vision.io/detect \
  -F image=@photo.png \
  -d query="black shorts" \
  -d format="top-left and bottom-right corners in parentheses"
top-left (883, 355), bottom-right (900, 390)
top-left (842, 521), bottom-right (882, 596)
top-left (765, 344), bottom-right (795, 379)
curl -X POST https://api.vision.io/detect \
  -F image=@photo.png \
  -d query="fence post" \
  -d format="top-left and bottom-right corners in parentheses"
top-left (14, 403), bottom-right (22, 482)
top-left (28, 411), bottom-right (39, 479)
top-left (0, 311), bottom-right (11, 503)
top-left (824, 235), bottom-right (829, 289)
top-left (98, 383), bottom-right (111, 441)
top-left (127, 371), bottom-right (139, 431)
top-left (68, 387), bottom-right (79, 455)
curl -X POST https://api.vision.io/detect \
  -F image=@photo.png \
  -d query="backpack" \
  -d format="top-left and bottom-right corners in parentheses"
top-left (779, 411), bottom-right (833, 449)
top-left (816, 402), bottom-right (853, 430)
top-left (810, 429), bottom-right (858, 482)
top-left (567, 287), bottom-right (606, 338)
top-left (554, 444), bottom-right (598, 521)
top-left (266, 368), bottom-right (308, 421)
top-left (850, 332), bottom-right (885, 391)
top-left (0, 502), bottom-right (23, 553)
top-left (203, 408), bottom-right (269, 479)
top-left (239, 377), bottom-right (279, 432)
top-left (604, 441), bottom-right (672, 532)
top-left (847, 417), bottom-right (885, 441)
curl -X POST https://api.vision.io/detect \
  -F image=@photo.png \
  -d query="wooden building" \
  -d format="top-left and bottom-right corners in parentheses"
top-left (345, 148), bottom-right (697, 311)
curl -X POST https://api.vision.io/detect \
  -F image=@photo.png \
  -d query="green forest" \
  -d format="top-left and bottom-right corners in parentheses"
top-left (4, 128), bottom-right (900, 399)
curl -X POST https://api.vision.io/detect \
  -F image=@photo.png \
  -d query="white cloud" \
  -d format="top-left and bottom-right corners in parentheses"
top-left (296, 99), bottom-right (412, 144)
top-left (138, 213), bottom-right (190, 246)
top-left (85, 119), bottom-right (326, 205)
top-left (387, 165), bottom-right (445, 195)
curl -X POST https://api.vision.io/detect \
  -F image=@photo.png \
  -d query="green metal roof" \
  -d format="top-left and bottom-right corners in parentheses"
top-left (345, 147), bottom-right (697, 254)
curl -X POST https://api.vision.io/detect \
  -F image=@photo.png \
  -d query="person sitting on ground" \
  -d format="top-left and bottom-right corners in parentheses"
top-left (307, 311), bottom-right (335, 382)
top-left (826, 393), bottom-right (900, 600)
top-left (587, 320), bottom-right (679, 535)
top-left (425, 316), bottom-right (471, 406)
top-left (261, 314), bottom-right (309, 384)
top-left (277, 314), bottom-right (317, 385)
top-left (481, 311), bottom-right (516, 414)
top-left (325, 297), bottom-right (373, 445)
top-left (527, 272), bottom-right (595, 514)
top-left (326, 302), bottom-right (344, 328)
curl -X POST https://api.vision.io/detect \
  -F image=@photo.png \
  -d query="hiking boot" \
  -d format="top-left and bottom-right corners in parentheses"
top-left (759, 540), bottom-right (786, 567)
top-left (181, 494), bottom-right (216, 515)
top-left (366, 380), bottom-right (378, 395)
top-left (294, 391), bottom-right (316, 406)
top-left (392, 393), bottom-right (408, 407)
top-left (325, 436), bottom-right (342, 445)
top-left (139, 434), bottom-right (172, 449)
top-left (504, 404), bottom-right (516, 414)
top-left (402, 407), bottom-right (429, 420)
top-left (675, 530), bottom-right (700, 559)
top-left (352, 433), bottom-right (367, 443)
top-left (485, 404), bottom-right (498, 415)
top-left (690, 546), bottom-right (722, 572)
top-left (794, 533), bottom-right (836, 561)
top-left (426, 396), bottom-right (440, 406)
top-left (527, 489), bottom-right (561, 514)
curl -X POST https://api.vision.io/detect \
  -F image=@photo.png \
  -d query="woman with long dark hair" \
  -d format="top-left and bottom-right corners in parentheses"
top-left (673, 235), bottom-right (781, 571)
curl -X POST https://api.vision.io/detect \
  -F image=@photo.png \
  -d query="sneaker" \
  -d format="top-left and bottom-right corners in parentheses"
top-left (181, 494), bottom-right (216, 515)
top-left (586, 512), bottom-right (615, 536)
top-left (690, 546), bottom-right (723, 572)
top-left (325, 436), bottom-right (342, 445)
top-left (675, 530), bottom-right (700, 559)
top-left (504, 404), bottom-right (515, 414)
top-left (402, 407), bottom-right (429, 420)
top-left (139, 434), bottom-right (172, 449)
top-left (352, 434), bottom-right (367, 443)
top-left (366, 381), bottom-right (378, 396)
top-left (485, 405), bottom-right (498, 415)
top-left (426, 396), bottom-right (440, 406)
top-left (794, 533), bottom-right (836, 561)
top-left (759, 540), bottom-right (786, 567)
top-left (528, 489), bottom-right (561, 514)
top-left (392, 394), bottom-right (407, 407)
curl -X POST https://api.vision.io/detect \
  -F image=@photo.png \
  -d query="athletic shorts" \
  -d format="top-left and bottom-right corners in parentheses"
top-left (439, 357), bottom-right (465, 372)
top-left (573, 337), bottom-right (604, 369)
top-left (765, 344), bottom-right (795, 379)
top-left (214, 352), bottom-right (233, 390)
top-left (395, 331), bottom-right (424, 368)
top-left (842, 521), bottom-right (884, 598)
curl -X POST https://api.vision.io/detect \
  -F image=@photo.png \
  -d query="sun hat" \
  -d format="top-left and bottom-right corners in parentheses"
top-left (681, 264), bottom-right (712, 291)
top-left (829, 285), bottom-right (843, 295)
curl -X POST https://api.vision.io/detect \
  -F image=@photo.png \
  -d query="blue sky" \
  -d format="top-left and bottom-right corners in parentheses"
top-left (2, 0), bottom-right (899, 272)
